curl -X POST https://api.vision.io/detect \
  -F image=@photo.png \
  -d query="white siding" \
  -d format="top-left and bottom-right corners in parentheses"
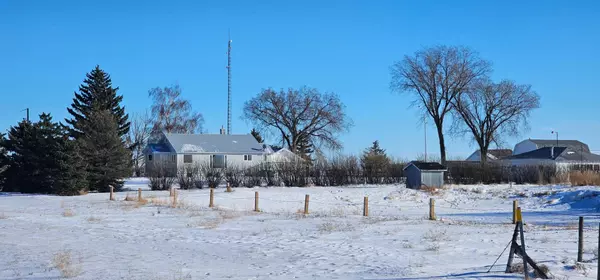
top-left (513, 140), bottom-right (538, 155)
top-left (176, 153), bottom-right (266, 169)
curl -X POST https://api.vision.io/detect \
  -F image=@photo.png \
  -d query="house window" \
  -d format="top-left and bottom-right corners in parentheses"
top-left (244, 155), bottom-right (253, 161)
top-left (148, 154), bottom-right (153, 161)
top-left (212, 155), bottom-right (226, 168)
top-left (171, 154), bottom-right (176, 162)
top-left (184, 154), bottom-right (193, 163)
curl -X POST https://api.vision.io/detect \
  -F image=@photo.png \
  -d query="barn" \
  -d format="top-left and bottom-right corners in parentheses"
top-left (403, 161), bottom-right (447, 189)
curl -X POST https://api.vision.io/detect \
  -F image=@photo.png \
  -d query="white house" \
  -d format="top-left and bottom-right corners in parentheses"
top-left (513, 139), bottom-right (589, 155)
top-left (265, 147), bottom-right (304, 163)
top-left (144, 131), bottom-right (269, 176)
top-left (466, 149), bottom-right (512, 162)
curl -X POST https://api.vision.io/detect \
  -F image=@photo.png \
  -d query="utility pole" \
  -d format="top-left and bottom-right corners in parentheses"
top-left (22, 108), bottom-right (29, 122)
top-left (552, 130), bottom-right (558, 146)
top-left (424, 115), bottom-right (427, 162)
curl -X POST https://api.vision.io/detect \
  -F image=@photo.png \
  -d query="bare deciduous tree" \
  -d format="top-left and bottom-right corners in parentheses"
top-left (127, 111), bottom-right (152, 176)
top-left (451, 79), bottom-right (540, 166)
top-left (243, 87), bottom-right (352, 154)
top-left (149, 84), bottom-right (204, 134)
top-left (390, 45), bottom-right (491, 164)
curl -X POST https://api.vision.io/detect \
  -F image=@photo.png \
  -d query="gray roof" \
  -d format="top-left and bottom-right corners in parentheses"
top-left (404, 161), bottom-right (447, 171)
top-left (507, 146), bottom-right (600, 162)
top-left (528, 139), bottom-right (590, 153)
top-left (164, 133), bottom-right (266, 154)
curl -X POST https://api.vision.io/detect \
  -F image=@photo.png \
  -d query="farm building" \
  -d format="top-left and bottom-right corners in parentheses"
top-left (144, 131), bottom-right (269, 176)
top-left (403, 161), bottom-right (447, 189)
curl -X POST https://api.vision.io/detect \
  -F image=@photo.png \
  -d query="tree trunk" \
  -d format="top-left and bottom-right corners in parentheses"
top-left (435, 124), bottom-right (447, 165)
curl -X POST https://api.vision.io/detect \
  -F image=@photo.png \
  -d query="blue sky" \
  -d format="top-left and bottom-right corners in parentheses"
top-left (1, 0), bottom-right (599, 159)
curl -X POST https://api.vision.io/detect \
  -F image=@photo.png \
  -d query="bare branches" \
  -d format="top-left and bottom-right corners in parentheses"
top-left (451, 79), bottom-right (540, 165)
top-left (148, 84), bottom-right (204, 134)
top-left (390, 45), bottom-right (491, 164)
top-left (243, 87), bottom-right (352, 155)
top-left (127, 111), bottom-right (152, 176)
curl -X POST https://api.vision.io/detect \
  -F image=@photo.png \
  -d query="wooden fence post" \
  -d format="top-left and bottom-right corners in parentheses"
top-left (429, 198), bottom-right (436, 220)
top-left (209, 188), bottom-right (214, 208)
top-left (226, 183), bottom-right (232, 193)
top-left (513, 200), bottom-right (518, 224)
top-left (254, 191), bottom-right (259, 212)
top-left (363, 196), bottom-right (369, 217)
top-left (169, 186), bottom-right (174, 197)
top-left (304, 194), bottom-right (310, 215)
top-left (578, 216), bottom-right (584, 262)
top-left (137, 188), bottom-right (142, 201)
top-left (172, 189), bottom-right (178, 207)
top-left (109, 186), bottom-right (114, 201)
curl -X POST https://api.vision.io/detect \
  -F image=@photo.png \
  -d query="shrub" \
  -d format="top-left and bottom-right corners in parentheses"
top-left (224, 165), bottom-right (245, 188)
top-left (148, 163), bottom-right (176, 190)
top-left (570, 171), bottom-right (600, 186)
top-left (201, 163), bottom-right (223, 188)
top-left (52, 251), bottom-right (81, 278)
top-left (177, 164), bottom-right (201, 190)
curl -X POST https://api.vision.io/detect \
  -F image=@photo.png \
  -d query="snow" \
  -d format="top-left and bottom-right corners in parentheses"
top-left (180, 143), bottom-right (205, 153)
top-left (1, 181), bottom-right (599, 279)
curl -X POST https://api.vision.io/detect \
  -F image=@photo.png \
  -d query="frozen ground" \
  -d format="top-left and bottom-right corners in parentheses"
top-left (1, 180), bottom-right (599, 280)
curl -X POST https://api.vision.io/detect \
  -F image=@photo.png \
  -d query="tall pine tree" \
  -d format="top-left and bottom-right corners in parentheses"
top-left (296, 136), bottom-right (314, 161)
top-left (78, 110), bottom-right (131, 192)
top-left (251, 128), bottom-right (263, 143)
top-left (0, 133), bottom-right (9, 191)
top-left (66, 65), bottom-right (130, 138)
top-left (66, 66), bottom-right (132, 192)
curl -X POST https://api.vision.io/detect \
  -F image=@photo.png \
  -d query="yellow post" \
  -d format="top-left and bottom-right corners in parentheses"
top-left (109, 186), bottom-right (114, 201)
top-left (516, 207), bottom-right (523, 223)
top-left (137, 188), bottom-right (142, 201)
top-left (304, 194), bottom-right (310, 215)
top-left (363, 196), bottom-right (369, 217)
top-left (172, 189), bottom-right (178, 207)
top-left (429, 198), bottom-right (436, 220)
top-left (512, 200), bottom-right (518, 224)
top-left (209, 188), bottom-right (214, 208)
top-left (254, 191), bottom-right (259, 212)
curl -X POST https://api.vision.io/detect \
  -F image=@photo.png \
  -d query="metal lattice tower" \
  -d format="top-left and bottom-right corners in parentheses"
top-left (226, 33), bottom-right (232, 135)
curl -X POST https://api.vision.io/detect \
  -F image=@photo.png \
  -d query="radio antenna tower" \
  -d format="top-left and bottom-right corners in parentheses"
top-left (226, 30), bottom-right (232, 134)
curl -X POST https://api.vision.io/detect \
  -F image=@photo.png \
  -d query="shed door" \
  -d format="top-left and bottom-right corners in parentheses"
top-left (421, 171), bottom-right (443, 188)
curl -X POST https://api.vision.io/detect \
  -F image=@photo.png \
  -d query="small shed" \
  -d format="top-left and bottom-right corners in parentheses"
top-left (403, 161), bottom-right (447, 189)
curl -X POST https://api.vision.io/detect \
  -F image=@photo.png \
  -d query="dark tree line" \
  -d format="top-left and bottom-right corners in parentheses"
top-left (0, 66), bottom-right (131, 194)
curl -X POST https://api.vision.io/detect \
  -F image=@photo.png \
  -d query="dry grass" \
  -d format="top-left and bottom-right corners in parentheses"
top-left (534, 264), bottom-right (550, 278)
top-left (124, 193), bottom-right (137, 201)
top-left (62, 209), bottom-right (75, 217)
top-left (86, 216), bottom-right (102, 222)
top-left (0, 213), bottom-right (7, 219)
top-left (570, 171), bottom-right (600, 186)
top-left (52, 251), bottom-right (81, 278)
top-left (78, 189), bottom-right (89, 196)
top-left (421, 186), bottom-right (442, 195)
top-left (317, 221), bottom-right (355, 233)
top-left (422, 229), bottom-right (449, 242)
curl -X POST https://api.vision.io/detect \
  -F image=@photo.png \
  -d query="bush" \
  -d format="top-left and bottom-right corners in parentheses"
top-left (570, 171), bottom-right (600, 186)
top-left (148, 163), bottom-right (176, 190)
top-left (177, 164), bottom-right (201, 190)
top-left (446, 162), bottom-right (559, 185)
top-left (201, 163), bottom-right (223, 188)
top-left (224, 165), bottom-right (244, 188)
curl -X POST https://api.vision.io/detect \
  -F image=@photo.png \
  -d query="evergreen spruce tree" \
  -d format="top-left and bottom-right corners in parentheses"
top-left (0, 133), bottom-right (9, 190)
top-left (66, 65), bottom-right (130, 138)
top-left (2, 114), bottom-right (85, 195)
top-left (78, 110), bottom-right (131, 192)
top-left (361, 140), bottom-right (390, 184)
top-left (250, 128), bottom-right (263, 143)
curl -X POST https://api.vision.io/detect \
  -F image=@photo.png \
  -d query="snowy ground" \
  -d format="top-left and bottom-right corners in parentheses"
top-left (1, 180), bottom-right (599, 280)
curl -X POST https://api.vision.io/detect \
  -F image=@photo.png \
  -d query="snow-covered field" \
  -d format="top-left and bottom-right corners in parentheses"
top-left (1, 180), bottom-right (599, 280)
